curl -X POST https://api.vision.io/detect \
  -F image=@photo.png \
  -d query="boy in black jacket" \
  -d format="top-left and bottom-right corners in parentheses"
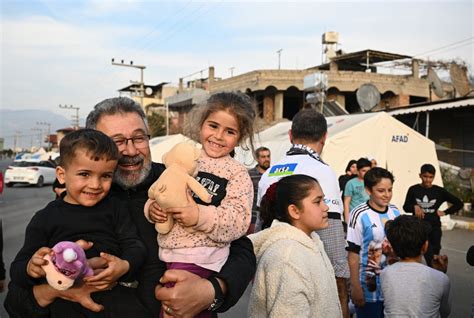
top-left (7, 129), bottom-right (147, 317)
top-left (403, 163), bottom-right (462, 267)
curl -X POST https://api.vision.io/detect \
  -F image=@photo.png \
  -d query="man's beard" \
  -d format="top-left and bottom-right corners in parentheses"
top-left (259, 161), bottom-right (270, 170)
top-left (114, 154), bottom-right (152, 189)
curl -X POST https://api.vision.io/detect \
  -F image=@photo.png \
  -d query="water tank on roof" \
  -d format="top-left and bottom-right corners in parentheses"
top-left (322, 32), bottom-right (339, 44)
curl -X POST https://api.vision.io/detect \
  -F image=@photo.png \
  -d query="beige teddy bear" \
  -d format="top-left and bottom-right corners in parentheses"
top-left (144, 142), bottom-right (212, 234)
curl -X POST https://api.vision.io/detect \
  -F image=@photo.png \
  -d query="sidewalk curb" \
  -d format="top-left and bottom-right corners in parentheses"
top-left (453, 219), bottom-right (474, 231)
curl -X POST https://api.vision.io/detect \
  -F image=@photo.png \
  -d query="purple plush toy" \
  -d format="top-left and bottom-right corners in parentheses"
top-left (42, 241), bottom-right (94, 290)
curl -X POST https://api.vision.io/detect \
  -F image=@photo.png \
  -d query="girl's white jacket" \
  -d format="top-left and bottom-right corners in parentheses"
top-left (248, 220), bottom-right (342, 318)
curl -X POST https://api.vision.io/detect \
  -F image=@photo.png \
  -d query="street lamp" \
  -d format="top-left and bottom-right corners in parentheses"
top-left (276, 49), bottom-right (283, 70)
top-left (111, 58), bottom-right (146, 108)
top-left (59, 104), bottom-right (80, 129)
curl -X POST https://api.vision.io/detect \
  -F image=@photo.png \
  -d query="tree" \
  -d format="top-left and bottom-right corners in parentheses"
top-left (147, 112), bottom-right (166, 137)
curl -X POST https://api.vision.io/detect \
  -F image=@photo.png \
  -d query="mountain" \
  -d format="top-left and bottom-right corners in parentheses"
top-left (0, 109), bottom-right (84, 150)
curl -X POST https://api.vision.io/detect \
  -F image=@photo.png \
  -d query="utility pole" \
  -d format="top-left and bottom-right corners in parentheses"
top-left (165, 101), bottom-right (169, 136)
top-left (59, 105), bottom-right (80, 129)
top-left (13, 131), bottom-right (21, 154)
top-left (31, 128), bottom-right (43, 150)
top-left (112, 58), bottom-right (146, 108)
top-left (37, 121), bottom-right (51, 151)
top-left (276, 49), bottom-right (283, 70)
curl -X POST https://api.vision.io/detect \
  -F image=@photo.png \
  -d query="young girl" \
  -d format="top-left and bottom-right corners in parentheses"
top-left (346, 167), bottom-right (401, 318)
top-left (248, 175), bottom-right (342, 318)
top-left (145, 91), bottom-right (256, 317)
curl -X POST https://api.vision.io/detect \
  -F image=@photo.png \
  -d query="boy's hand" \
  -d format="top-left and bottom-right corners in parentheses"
top-left (149, 201), bottom-right (168, 223)
top-left (432, 254), bottom-right (448, 273)
top-left (27, 247), bottom-right (52, 278)
top-left (74, 240), bottom-right (108, 274)
top-left (350, 282), bottom-right (365, 307)
top-left (83, 253), bottom-right (128, 290)
top-left (437, 210), bottom-right (446, 217)
top-left (414, 205), bottom-right (425, 219)
top-left (165, 191), bottom-right (199, 228)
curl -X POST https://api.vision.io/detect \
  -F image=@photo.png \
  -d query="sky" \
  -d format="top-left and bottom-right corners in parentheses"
top-left (1, 0), bottom-right (473, 119)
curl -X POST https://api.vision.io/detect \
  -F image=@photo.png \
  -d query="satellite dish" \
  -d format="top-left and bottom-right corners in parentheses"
top-left (145, 87), bottom-right (154, 96)
top-left (449, 63), bottom-right (470, 97)
top-left (427, 67), bottom-right (444, 98)
top-left (356, 83), bottom-right (381, 112)
top-left (459, 168), bottom-right (472, 180)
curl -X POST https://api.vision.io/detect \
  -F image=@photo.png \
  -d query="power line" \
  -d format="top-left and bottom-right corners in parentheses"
top-left (131, 2), bottom-right (221, 59)
top-left (413, 37), bottom-right (473, 58)
top-left (125, 0), bottom-right (197, 56)
top-left (89, 1), bottom-right (199, 88)
top-left (94, 1), bottom-right (221, 97)
top-left (367, 38), bottom-right (474, 71)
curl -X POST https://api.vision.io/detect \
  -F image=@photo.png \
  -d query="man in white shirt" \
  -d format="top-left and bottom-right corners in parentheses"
top-left (257, 109), bottom-right (350, 318)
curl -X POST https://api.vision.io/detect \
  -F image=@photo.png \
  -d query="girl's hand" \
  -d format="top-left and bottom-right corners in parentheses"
top-left (149, 201), bottom-right (168, 223)
top-left (165, 191), bottom-right (199, 228)
top-left (27, 247), bottom-right (52, 278)
top-left (351, 282), bottom-right (365, 307)
top-left (83, 253), bottom-right (128, 290)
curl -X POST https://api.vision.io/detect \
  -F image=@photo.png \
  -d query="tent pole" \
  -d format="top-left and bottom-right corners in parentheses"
top-left (425, 112), bottom-right (430, 138)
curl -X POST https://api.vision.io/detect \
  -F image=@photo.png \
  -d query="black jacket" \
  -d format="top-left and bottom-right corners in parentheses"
top-left (403, 183), bottom-right (463, 227)
top-left (5, 162), bottom-right (256, 317)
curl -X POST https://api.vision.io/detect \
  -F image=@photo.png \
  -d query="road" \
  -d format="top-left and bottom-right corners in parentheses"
top-left (1, 158), bottom-right (473, 317)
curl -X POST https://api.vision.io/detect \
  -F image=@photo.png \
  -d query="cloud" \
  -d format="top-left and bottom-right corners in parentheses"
top-left (1, 0), bottom-right (472, 118)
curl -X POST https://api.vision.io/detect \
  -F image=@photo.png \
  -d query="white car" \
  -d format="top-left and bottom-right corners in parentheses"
top-left (4, 160), bottom-right (56, 187)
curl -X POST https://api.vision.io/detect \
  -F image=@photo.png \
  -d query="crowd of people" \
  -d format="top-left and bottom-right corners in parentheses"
top-left (1, 91), bottom-right (471, 318)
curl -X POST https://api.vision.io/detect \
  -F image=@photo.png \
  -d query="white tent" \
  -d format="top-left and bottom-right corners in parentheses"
top-left (235, 112), bottom-right (444, 213)
top-left (150, 134), bottom-right (197, 163)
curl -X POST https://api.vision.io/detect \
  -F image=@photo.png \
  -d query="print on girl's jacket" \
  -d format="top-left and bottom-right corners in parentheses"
top-left (193, 171), bottom-right (228, 206)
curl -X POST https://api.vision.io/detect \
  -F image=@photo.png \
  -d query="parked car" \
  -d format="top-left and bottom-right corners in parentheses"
top-left (4, 160), bottom-right (56, 187)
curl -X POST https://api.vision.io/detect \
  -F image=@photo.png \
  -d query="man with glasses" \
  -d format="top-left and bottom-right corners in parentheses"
top-left (5, 97), bottom-right (256, 318)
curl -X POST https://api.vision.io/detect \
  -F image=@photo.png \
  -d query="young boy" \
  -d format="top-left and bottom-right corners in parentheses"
top-left (403, 163), bottom-right (462, 267)
top-left (346, 167), bottom-right (401, 318)
top-left (343, 157), bottom-right (371, 223)
top-left (381, 215), bottom-right (451, 317)
top-left (8, 129), bottom-right (147, 317)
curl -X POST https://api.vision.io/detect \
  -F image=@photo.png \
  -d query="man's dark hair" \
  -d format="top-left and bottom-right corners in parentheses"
top-left (357, 158), bottom-right (372, 170)
top-left (420, 163), bottom-right (436, 175)
top-left (59, 129), bottom-right (119, 168)
top-left (385, 215), bottom-right (431, 259)
top-left (85, 97), bottom-right (147, 129)
top-left (364, 167), bottom-right (394, 190)
top-left (255, 146), bottom-right (270, 158)
top-left (291, 109), bottom-right (327, 142)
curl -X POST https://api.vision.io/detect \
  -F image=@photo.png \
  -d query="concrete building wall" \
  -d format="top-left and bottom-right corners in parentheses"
top-left (208, 67), bottom-right (443, 116)
top-left (210, 70), bottom-right (314, 93)
top-left (326, 71), bottom-right (429, 97)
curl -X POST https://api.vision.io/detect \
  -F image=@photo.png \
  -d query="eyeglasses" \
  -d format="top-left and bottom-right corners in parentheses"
top-left (112, 134), bottom-right (150, 149)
